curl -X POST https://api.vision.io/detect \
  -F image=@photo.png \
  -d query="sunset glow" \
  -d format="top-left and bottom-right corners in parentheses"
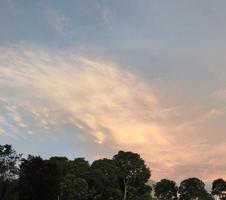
top-left (1, 1), bottom-right (226, 185)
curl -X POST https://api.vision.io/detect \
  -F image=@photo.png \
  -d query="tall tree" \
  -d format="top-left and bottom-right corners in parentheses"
top-left (0, 144), bottom-right (21, 200)
top-left (49, 156), bottom-right (69, 178)
top-left (91, 158), bottom-right (122, 200)
top-left (179, 177), bottom-right (213, 200)
top-left (18, 156), bottom-right (60, 200)
top-left (212, 179), bottom-right (226, 200)
top-left (60, 175), bottom-right (88, 200)
top-left (49, 156), bottom-right (69, 200)
top-left (155, 179), bottom-right (178, 200)
top-left (0, 144), bottom-right (21, 180)
top-left (67, 158), bottom-right (90, 179)
top-left (91, 159), bottom-right (119, 187)
top-left (113, 151), bottom-right (151, 200)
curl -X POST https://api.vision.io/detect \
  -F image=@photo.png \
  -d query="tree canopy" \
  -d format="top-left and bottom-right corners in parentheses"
top-left (0, 144), bottom-right (21, 200)
top-left (113, 151), bottom-right (151, 200)
top-left (0, 144), bottom-right (220, 200)
top-left (212, 178), bottom-right (226, 200)
top-left (155, 179), bottom-right (178, 200)
top-left (179, 177), bottom-right (213, 200)
top-left (18, 156), bottom-right (60, 200)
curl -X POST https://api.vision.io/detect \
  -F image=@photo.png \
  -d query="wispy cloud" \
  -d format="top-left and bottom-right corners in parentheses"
top-left (46, 8), bottom-right (72, 35)
top-left (1, 44), bottom-right (226, 182)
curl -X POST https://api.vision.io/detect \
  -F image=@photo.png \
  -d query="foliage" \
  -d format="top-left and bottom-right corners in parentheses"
top-left (0, 179), bottom-right (18, 200)
top-left (49, 156), bottom-right (69, 178)
top-left (91, 158), bottom-right (119, 186)
top-left (179, 177), bottom-right (213, 200)
top-left (212, 178), bottom-right (226, 200)
top-left (113, 151), bottom-right (151, 200)
top-left (90, 158), bottom-right (122, 200)
top-left (18, 156), bottom-right (60, 200)
top-left (67, 158), bottom-right (90, 179)
top-left (0, 144), bottom-right (222, 200)
top-left (0, 144), bottom-right (21, 200)
top-left (60, 175), bottom-right (88, 200)
top-left (155, 179), bottom-right (178, 200)
top-left (0, 144), bottom-right (21, 180)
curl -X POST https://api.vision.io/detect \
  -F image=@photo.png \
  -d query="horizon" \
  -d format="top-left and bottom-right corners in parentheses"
top-left (1, 0), bottom-right (226, 185)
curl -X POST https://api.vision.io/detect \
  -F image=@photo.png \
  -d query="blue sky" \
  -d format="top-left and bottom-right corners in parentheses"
top-left (1, 0), bottom-right (226, 182)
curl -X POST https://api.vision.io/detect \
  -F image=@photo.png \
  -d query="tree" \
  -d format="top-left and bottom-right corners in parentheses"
top-left (113, 151), bottom-right (151, 200)
top-left (155, 179), bottom-right (178, 200)
top-left (60, 175), bottom-right (88, 200)
top-left (18, 156), bottom-right (60, 200)
top-left (90, 159), bottom-right (122, 200)
top-left (212, 179), bottom-right (226, 200)
top-left (67, 158), bottom-right (90, 179)
top-left (49, 156), bottom-right (69, 178)
top-left (0, 144), bottom-right (21, 200)
top-left (49, 156), bottom-right (69, 200)
top-left (0, 178), bottom-right (19, 200)
top-left (0, 144), bottom-right (21, 180)
top-left (179, 177), bottom-right (213, 200)
top-left (91, 159), bottom-right (119, 187)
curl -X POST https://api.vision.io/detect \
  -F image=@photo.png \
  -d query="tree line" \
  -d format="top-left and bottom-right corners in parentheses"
top-left (0, 144), bottom-right (226, 200)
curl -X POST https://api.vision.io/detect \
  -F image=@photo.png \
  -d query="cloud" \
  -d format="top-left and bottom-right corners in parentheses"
top-left (46, 8), bottom-right (72, 35)
top-left (1, 44), bottom-right (226, 182)
top-left (0, 44), bottom-right (170, 149)
top-left (211, 88), bottom-right (226, 102)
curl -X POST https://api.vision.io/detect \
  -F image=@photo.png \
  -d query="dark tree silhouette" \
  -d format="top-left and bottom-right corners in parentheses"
top-left (179, 177), bottom-right (213, 200)
top-left (18, 156), bottom-right (60, 200)
top-left (0, 144), bottom-right (21, 180)
top-left (49, 156), bottom-right (69, 178)
top-left (91, 159), bottom-right (119, 186)
top-left (155, 179), bottom-right (178, 200)
top-left (113, 151), bottom-right (151, 200)
top-left (67, 158), bottom-right (90, 179)
top-left (0, 144), bottom-right (221, 200)
top-left (60, 175), bottom-right (88, 200)
top-left (90, 158), bottom-right (122, 200)
top-left (212, 178), bottom-right (226, 200)
top-left (0, 144), bottom-right (21, 200)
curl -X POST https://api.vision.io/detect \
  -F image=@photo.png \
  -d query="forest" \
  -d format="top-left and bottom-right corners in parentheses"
top-left (0, 144), bottom-right (226, 200)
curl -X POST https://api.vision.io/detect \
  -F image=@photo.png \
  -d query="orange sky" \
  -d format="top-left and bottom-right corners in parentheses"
top-left (1, 45), bottom-right (226, 182)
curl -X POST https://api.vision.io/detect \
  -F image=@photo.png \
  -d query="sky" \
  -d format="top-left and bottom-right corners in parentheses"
top-left (1, 0), bottom-right (226, 184)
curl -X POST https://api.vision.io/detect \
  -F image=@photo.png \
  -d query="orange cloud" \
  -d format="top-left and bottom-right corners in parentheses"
top-left (1, 44), bottom-right (226, 182)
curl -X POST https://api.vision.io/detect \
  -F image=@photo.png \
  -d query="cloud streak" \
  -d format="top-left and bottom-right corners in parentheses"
top-left (1, 44), bottom-right (226, 182)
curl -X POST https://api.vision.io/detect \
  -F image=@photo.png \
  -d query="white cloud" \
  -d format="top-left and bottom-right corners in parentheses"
top-left (1, 44), bottom-right (226, 181)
